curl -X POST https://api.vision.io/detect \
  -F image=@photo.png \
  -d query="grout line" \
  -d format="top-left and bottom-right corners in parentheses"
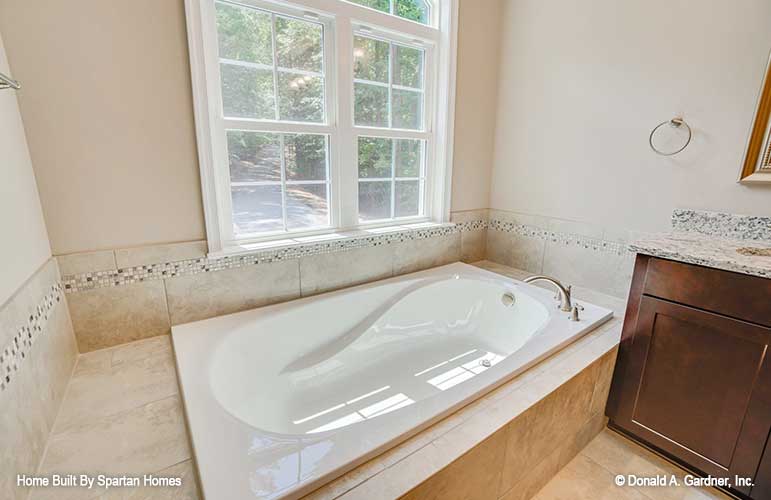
top-left (297, 255), bottom-right (306, 297)
top-left (161, 278), bottom-right (173, 332)
top-left (493, 423), bottom-right (511, 499)
top-left (50, 393), bottom-right (182, 438)
top-left (578, 452), bottom-right (664, 500)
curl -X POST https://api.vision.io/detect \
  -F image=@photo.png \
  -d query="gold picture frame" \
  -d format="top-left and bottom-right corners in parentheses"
top-left (739, 51), bottom-right (771, 183)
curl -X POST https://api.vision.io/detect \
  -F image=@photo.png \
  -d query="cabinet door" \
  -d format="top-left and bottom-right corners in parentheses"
top-left (754, 440), bottom-right (771, 499)
top-left (609, 295), bottom-right (771, 495)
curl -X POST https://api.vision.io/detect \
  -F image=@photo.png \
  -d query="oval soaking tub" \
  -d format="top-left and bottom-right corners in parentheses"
top-left (172, 262), bottom-right (613, 500)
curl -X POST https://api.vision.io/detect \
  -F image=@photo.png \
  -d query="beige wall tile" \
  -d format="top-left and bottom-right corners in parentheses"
top-left (489, 209), bottom-right (549, 228)
top-left (589, 347), bottom-right (618, 417)
top-left (400, 428), bottom-right (507, 500)
top-left (57, 250), bottom-right (117, 276)
top-left (0, 357), bottom-right (51, 500)
top-left (460, 229), bottom-right (488, 263)
top-left (498, 363), bottom-right (596, 494)
top-left (165, 260), bottom-right (301, 325)
top-left (31, 302), bottom-right (79, 430)
top-left (0, 304), bottom-right (76, 500)
top-left (0, 258), bottom-right (77, 500)
top-left (473, 260), bottom-right (532, 281)
top-left (299, 245), bottom-right (393, 296)
top-left (115, 241), bottom-right (208, 269)
top-left (486, 230), bottom-right (545, 274)
top-left (0, 258), bottom-right (57, 347)
top-left (498, 443), bottom-right (564, 500)
top-left (33, 395), bottom-right (190, 500)
top-left (393, 233), bottom-right (461, 275)
top-left (67, 280), bottom-right (170, 352)
top-left (450, 209), bottom-right (490, 223)
top-left (541, 242), bottom-right (634, 299)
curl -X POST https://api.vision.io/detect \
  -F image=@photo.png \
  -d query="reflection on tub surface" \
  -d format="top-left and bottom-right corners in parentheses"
top-left (210, 276), bottom-right (547, 436)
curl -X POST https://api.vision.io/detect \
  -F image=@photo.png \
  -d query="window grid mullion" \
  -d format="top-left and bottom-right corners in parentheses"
top-left (279, 134), bottom-right (289, 231)
top-left (387, 41), bottom-right (393, 129)
top-left (270, 13), bottom-right (280, 121)
top-left (390, 138), bottom-right (396, 218)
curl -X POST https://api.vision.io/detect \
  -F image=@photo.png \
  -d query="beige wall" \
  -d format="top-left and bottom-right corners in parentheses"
top-left (0, 0), bottom-right (205, 255)
top-left (0, 0), bottom-right (496, 256)
top-left (450, 0), bottom-right (502, 212)
top-left (0, 30), bottom-right (51, 306)
top-left (490, 0), bottom-right (771, 233)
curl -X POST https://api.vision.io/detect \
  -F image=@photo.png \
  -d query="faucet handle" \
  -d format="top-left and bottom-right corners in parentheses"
top-left (569, 302), bottom-right (584, 322)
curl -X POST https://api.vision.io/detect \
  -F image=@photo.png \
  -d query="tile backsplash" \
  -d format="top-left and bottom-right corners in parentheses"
top-left (672, 209), bottom-right (771, 241)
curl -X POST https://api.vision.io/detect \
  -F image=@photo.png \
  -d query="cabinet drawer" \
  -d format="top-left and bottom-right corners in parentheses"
top-left (642, 257), bottom-right (771, 327)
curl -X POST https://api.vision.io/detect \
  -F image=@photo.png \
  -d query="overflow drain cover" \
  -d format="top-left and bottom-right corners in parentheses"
top-left (501, 292), bottom-right (516, 307)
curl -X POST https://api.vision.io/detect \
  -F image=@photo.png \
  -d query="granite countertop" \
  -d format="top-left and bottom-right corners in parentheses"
top-left (630, 232), bottom-right (771, 279)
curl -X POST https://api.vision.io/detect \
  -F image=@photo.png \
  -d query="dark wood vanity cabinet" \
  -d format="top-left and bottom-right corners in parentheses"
top-left (607, 255), bottom-right (771, 499)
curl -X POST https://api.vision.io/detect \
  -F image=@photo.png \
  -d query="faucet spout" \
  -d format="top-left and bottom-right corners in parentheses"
top-left (523, 275), bottom-right (573, 312)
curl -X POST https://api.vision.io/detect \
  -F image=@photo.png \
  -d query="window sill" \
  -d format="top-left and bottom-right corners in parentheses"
top-left (208, 221), bottom-right (456, 260)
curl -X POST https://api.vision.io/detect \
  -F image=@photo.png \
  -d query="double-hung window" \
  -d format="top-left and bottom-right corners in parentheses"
top-left (186, 0), bottom-right (458, 254)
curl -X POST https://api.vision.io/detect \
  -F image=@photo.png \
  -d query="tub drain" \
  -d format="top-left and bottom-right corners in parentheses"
top-left (480, 359), bottom-right (492, 368)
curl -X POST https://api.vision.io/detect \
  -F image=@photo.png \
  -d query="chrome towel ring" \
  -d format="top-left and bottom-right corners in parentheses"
top-left (649, 117), bottom-right (692, 156)
top-left (0, 71), bottom-right (21, 90)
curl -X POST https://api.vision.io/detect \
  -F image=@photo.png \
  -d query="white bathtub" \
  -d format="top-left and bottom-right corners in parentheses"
top-left (172, 262), bottom-right (613, 499)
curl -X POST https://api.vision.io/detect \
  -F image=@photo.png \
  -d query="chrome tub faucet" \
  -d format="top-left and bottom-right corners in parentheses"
top-left (523, 275), bottom-right (573, 312)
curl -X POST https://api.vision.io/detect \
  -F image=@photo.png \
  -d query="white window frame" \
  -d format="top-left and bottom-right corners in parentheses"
top-left (185, 0), bottom-right (458, 255)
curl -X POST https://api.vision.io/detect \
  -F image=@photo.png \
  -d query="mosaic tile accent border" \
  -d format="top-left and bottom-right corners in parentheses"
top-left (0, 283), bottom-right (63, 392)
top-left (453, 219), bottom-right (488, 232)
top-left (63, 223), bottom-right (475, 294)
top-left (672, 209), bottom-right (771, 241)
top-left (488, 219), bottom-right (630, 256)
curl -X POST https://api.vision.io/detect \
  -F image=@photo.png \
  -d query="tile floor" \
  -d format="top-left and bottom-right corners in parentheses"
top-left (535, 429), bottom-right (732, 500)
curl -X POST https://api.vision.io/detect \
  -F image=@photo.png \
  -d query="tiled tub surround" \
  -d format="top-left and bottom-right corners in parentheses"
top-left (59, 207), bottom-right (639, 352)
top-left (60, 220), bottom-right (487, 352)
top-left (0, 258), bottom-right (78, 500)
top-left (28, 262), bottom-right (624, 500)
top-left (314, 267), bottom-right (620, 500)
top-left (173, 262), bottom-right (613, 499)
top-left (485, 210), bottom-right (636, 299)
